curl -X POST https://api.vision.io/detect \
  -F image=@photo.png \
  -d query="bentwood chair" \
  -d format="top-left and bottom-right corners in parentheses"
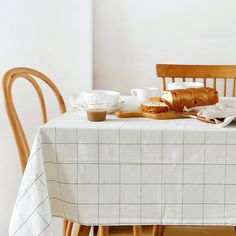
top-left (1, 67), bottom-right (91, 236)
top-left (2, 67), bottom-right (142, 236)
top-left (153, 64), bottom-right (236, 236)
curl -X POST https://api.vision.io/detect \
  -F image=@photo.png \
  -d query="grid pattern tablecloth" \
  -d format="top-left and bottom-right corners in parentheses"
top-left (9, 110), bottom-right (236, 235)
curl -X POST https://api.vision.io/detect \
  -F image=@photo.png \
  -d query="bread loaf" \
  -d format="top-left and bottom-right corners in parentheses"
top-left (161, 87), bottom-right (218, 112)
top-left (141, 101), bottom-right (169, 113)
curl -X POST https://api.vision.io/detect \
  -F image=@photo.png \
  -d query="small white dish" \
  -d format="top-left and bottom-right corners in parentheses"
top-left (167, 82), bottom-right (204, 90)
top-left (76, 102), bottom-right (124, 114)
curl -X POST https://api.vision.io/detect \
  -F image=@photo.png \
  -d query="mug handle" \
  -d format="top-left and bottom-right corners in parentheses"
top-left (131, 89), bottom-right (138, 97)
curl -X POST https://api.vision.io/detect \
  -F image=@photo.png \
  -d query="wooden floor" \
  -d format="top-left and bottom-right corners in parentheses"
top-left (106, 226), bottom-right (236, 236)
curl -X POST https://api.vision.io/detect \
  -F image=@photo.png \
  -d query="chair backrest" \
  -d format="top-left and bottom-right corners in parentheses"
top-left (2, 67), bottom-right (66, 173)
top-left (156, 64), bottom-right (236, 96)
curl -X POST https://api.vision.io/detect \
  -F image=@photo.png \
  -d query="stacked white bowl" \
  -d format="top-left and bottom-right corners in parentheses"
top-left (79, 90), bottom-right (120, 107)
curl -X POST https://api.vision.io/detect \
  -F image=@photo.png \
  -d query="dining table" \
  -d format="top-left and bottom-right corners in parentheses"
top-left (9, 96), bottom-right (236, 236)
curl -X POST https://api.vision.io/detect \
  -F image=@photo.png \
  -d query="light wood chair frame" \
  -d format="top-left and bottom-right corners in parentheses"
top-left (157, 64), bottom-right (236, 97)
top-left (153, 64), bottom-right (236, 236)
top-left (2, 67), bottom-right (141, 236)
top-left (2, 67), bottom-right (66, 172)
top-left (1, 67), bottom-right (93, 236)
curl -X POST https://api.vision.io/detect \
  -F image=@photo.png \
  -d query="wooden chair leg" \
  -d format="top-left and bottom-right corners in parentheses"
top-left (133, 225), bottom-right (142, 236)
top-left (234, 226), bottom-right (236, 232)
top-left (66, 221), bottom-right (74, 236)
top-left (152, 225), bottom-right (165, 236)
top-left (63, 220), bottom-right (69, 236)
top-left (152, 225), bottom-right (159, 236)
top-left (97, 226), bottom-right (109, 236)
top-left (74, 225), bottom-right (91, 236)
top-left (159, 226), bottom-right (165, 236)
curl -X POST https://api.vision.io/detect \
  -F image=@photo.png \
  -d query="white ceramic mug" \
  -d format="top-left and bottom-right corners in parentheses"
top-left (131, 87), bottom-right (160, 103)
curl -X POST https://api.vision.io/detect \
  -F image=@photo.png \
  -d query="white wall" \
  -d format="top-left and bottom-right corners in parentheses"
top-left (0, 0), bottom-right (92, 235)
top-left (94, 0), bottom-right (236, 94)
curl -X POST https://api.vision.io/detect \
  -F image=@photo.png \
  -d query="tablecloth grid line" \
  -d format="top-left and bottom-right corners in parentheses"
top-left (202, 127), bottom-right (206, 224)
top-left (28, 160), bottom-right (46, 189)
top-left (13, 151), bottom-right (49, 236)
top-left (119, 128), bottom-right (121, 225)
top-left (140, 128), bottom-right (142, 224)
top-left (98, 128), bottom-right (100, 225)
top-left (28, 146), bottom-right (42, 162)
top-left (160, 127), bottom-right (164, 226)
top-left (76, 128), bottom-right (79, 223)
top-left (12, 196), bottom-right (49, 236)
top-left (224, 128), bottom-right (228, 224)
top-left (43, 161), bottom-right (236, 166)
top-left (27, 191), bottom-right (53, 235)
top-left (17, 160), bottom-right (47, 216)
top-left (181, 126), bottom-right (185, 224)
top-left (48, 198), bottom-right (236, 205)
top-left (55, 127), bottom-right (66, 219)
top-left (45, 180), bottom-right (236, 186)
top-left (27, 146), bottom-right (47, 199)
top-left (40, 142), bottom-right (236, 146)
top-left (17, 172), bottom-right (45, 203)
top-left (9, 110), bottom-right (236, 235)
top-left (15, 204), bottom-right (32, 236)
top-left (38, 218), bottom-right (53, 236)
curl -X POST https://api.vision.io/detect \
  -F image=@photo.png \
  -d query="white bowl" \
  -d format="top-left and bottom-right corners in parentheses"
top-left (80, 90), bottom-right (120, 107)
top-left (167, 82), bottom-right (204, 90)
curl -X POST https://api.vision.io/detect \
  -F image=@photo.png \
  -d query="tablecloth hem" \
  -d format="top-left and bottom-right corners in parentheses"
top-left (51, 215), bottom-right (236, 226)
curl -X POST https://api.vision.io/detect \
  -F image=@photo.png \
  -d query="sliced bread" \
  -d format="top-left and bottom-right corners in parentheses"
top-left (141, 101), bottom-right (169, 113)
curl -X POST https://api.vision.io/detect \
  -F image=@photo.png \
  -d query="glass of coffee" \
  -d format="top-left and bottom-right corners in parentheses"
top-left (86, 103), bottom-right (107, 122)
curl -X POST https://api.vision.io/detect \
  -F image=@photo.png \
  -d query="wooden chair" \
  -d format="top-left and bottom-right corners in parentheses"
top-left (2, 67), bottom-right (141, 236)
top-left (153, 64), bottom-right (236, 236)
top-left (156, 64), bottom-right (236, 96)
top-left (96, 226), bottom-right (142, 236)
top-left (1, 67), bottom-right (91, 236)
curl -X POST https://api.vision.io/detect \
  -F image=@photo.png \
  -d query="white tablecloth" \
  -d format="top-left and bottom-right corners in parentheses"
top-left (9, 104), bottom-right (236, 235)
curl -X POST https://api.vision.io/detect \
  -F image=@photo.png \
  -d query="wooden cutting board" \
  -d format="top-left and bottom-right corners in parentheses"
top-left (115, 110), bottom-right (197, 120)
